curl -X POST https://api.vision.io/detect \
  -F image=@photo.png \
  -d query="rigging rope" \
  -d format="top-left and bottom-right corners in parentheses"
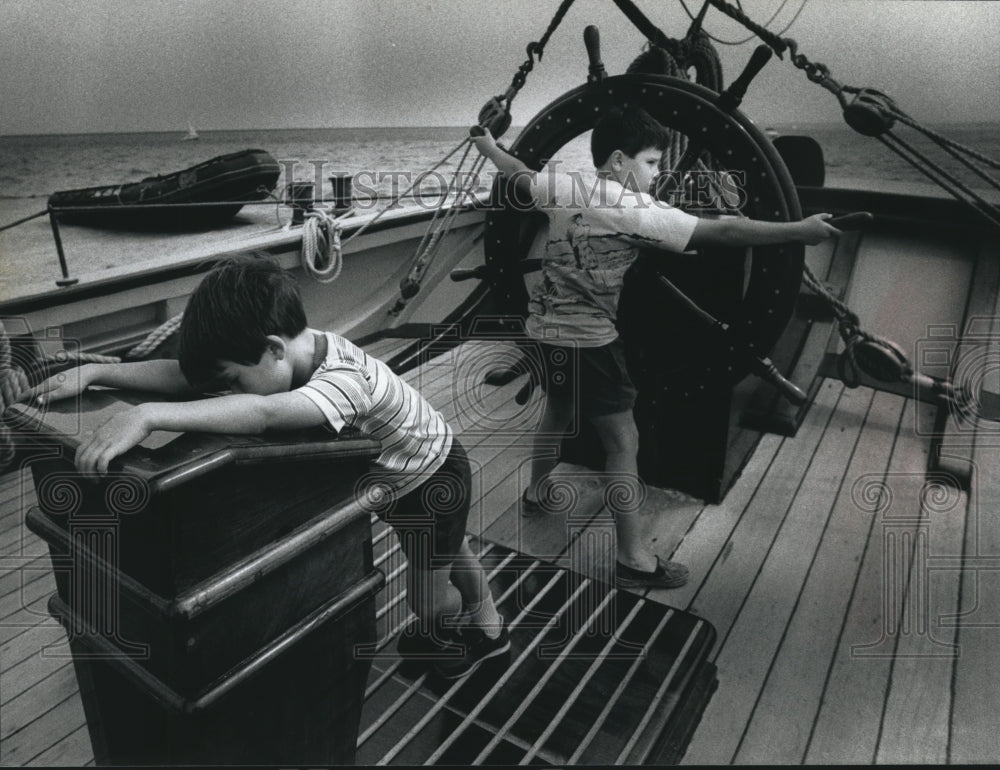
top-left (339, 136), bottom-right (472, 249)
top-left (14, 0), bottom-right (584, 364)
top-left (389, 152), bottom-right (488, 316)
top-left (681, 0), bottom-right (805, 47)
top-left (686, 0), bottom-right (1000, 232)
top-left (0, 322), bottom-right (23, 471)
top-left (126, 313), bottom-right (183, 359)
top-left (301, 208), bottom-right (346, 284)
top-left (388, 0), bottom-right (585, 315)
top-left (123, 138), bottom-right (480, 357)
top-left (613, 1), bottom-right (977, 408)
top-left (800, 262), bottom-right (964, 414)
top-left (0, 208), bottom-right (48, 233)
top-left (625, 11), bottom-right (723, 179)
top-left (1, 321), bottom-right (121, 470)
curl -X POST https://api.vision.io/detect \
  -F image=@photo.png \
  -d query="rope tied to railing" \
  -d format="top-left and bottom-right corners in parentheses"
top-left (126, 313), bottom-right (184, 360)
top-left (388, 146), bottom-right (488, 317)
top-left (122, 136), bottom-right (482, 357)
top-left (1, 322), bottom-right (123, 469)
top-left (0, 322), bottom-right (26, 471)
top-left (0, 208), bottom-right (49, 233)
top-left (301, 208), bottom-right (346, 284)
top-left (377, 0), bottom-right (585, 319)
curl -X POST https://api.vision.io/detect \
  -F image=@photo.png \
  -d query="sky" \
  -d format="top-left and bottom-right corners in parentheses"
top-left (1, 0), bottom-right (998, 135)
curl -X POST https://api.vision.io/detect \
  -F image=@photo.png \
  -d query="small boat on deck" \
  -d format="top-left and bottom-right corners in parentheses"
top-left (46, 148), bottom-right (280, 230)
top-left (2, 0), bottom-right (999, 765)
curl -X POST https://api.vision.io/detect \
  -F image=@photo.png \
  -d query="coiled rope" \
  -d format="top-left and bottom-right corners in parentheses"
top-left (1, 321), bottom-right (121, 471)
top-left (38, 0), bottom-right (583, 363)
top-left (0, 322), bottom-right (24, 470)
top-left (301, 208), bottom-right (346, 284)
top-left (123, 138), bottom-right (477, 359)
top-left (681, 0), bottom-right (808, 47)
top-left (626, 24), bottom-right (724, 171)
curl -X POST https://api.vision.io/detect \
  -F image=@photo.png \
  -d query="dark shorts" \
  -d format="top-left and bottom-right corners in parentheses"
top-left (382, 439), bottom-right (470, 570)
top-left (538, 339), bottom-right (637, 416)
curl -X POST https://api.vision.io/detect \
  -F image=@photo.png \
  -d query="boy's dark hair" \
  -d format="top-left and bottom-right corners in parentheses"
top-left (591, 105), bottom-right (670, 167)
top-left (178, 253), bottom-right (307, 386)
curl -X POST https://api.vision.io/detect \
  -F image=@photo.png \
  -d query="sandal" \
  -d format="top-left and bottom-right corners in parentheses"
top-left (615, 557), bottom-right (690, 589)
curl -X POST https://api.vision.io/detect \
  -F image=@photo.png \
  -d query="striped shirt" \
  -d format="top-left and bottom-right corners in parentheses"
top-left (297, 330), bottom-right (452, 498)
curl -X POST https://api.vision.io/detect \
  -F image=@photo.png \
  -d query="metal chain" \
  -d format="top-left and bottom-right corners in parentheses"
top-left (703, 0), bottom-right (858, 104)
top-left (503, 0), bottom-right (577, 104)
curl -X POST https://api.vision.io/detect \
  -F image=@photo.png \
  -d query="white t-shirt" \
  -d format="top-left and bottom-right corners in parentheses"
top-left (525, 168), bottom-right (699, 346)
top-left (297, 331), bottom-right (452, 499)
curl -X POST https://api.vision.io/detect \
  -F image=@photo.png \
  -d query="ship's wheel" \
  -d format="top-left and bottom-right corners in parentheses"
top-left (481, 68), bottom-right (805, 398)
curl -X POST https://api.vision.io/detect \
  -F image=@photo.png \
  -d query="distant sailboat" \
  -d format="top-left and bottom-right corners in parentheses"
top-left (183, 119), bottom-right (199, 141)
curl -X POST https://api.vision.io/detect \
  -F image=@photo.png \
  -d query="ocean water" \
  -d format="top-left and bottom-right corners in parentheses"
top-left (2, 122), bottom-right (998, 207)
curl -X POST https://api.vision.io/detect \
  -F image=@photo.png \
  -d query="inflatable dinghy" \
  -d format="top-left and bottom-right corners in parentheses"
top-left (47, 149), bottom-right (281, 230)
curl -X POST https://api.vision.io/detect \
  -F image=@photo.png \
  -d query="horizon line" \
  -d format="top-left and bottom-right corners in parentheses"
top-left (4, 119), bottom-right (997, 140)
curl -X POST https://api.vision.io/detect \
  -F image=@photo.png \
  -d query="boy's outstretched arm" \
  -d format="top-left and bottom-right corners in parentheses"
top-left (470, 127), bottom-right (535, 201)
top-left (75, 391), bottom-right (327, 476)
top-left (30, 359), bottom-right (197, 405)
top-left (687, 213), bottom-right (840, 249)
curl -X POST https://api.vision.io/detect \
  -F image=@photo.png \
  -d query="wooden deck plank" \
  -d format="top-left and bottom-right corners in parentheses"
top-left (0, 469), bottom-right (27, 495)
top-left (0, 625), bottom-right (66, 678)
top-left (483, 456), bottom-right (580, 555)
top-left (1, 640), bottom-right (72, 707)
top-left (0, 470), bottom-right (32, 513)
top-left (875, 410), bottom-right (964, 764)
top-left (843, 231), bottom-right (973, 364)
top-left (653, 431), bottom-right (782, 610)
top-left (0, 512), bottom-right (45, 559)
top-left (1, 661), bottom-right (80, 742)
top-left (678, 379), bottom-right (844, 652)
top-left (0, 556), bottom-right (50, 608)
top-left (803, 398), bottom-right (929, 764)
top-left (0, 572), bottom-right (55, 626)
top-left (733, 389), bottom-right (905, 763)
top-left (467, 442), bottom-right (533, 537)
top-left (0, 484), bottom-right (35, 525)
top-left (22, 724), bottom-right (92, 768)
top-left (362, 336), bottom-right (416, 361)
top-left (683, 382), bottom-right (870, 764)
top-left (1, 508), bottom-right (46, 543)
top-left (950, 438), bottom-right (1000, 762)
top-left (0, 606), bottom-right (60, 648)
top-left (0, 332), bottom-right (993, 765)
top-left (2, 694), bottom-right (87, 767)
top-left (0, 514), bottom-right (38, 547)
